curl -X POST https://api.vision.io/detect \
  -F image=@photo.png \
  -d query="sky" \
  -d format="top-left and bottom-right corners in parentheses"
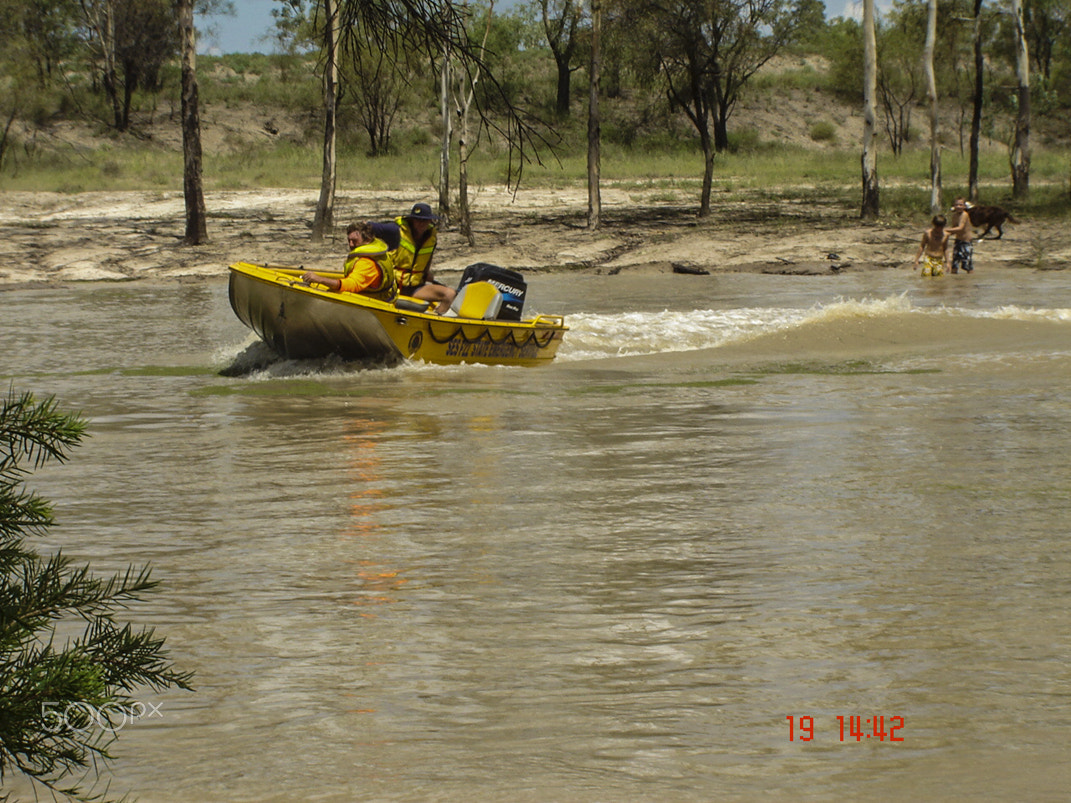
top-left (199, 0), bottom-right (278, 55)
top-left (199, 0), bottom-right (863, 57)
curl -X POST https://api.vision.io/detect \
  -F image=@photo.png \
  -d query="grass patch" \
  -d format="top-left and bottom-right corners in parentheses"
top-left (3, 107), bottom-right (1067, 231)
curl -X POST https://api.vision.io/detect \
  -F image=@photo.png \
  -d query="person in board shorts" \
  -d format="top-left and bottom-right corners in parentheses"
top-left (913, 214), bottom-right (950, 277)
top-left (945, 197), bottom-right (975, 274)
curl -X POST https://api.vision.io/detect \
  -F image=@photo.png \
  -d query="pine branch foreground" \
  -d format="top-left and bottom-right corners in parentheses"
top-left (1, 387), bottom-right (193, 803)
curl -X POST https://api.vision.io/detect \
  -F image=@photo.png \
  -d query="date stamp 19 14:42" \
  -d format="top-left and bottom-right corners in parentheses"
top-left (786, 715), bottom-right (905, 742)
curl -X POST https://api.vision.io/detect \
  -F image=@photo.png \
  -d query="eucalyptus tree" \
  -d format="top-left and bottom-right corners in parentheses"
top-left (873, 5), bottom-right (925, 155)
top-left (1008, 0), bottom-right (1030, 197)
top-left (1022, 0), bottom-right (1069, 83)
top-left (271, 0), bottom-right (319, 83)
top-left (822, 17), bottom-right (865, 101)
top-left (272, 0), bottom-right (318, 49)
top-left (451, 1), bottom-right (496, 245)
top-left (967, 0), bottom-right (984, 201)
top-left (1, 0), bottom-right (81, 87)
top-left (923, 0), bottom-right (941, 213)
top-left (299, 0), bottom-right (553, 236)
top-left (264, 0), bottom-right (339, 238)
top-left (338, 22), bottom-right (412, 156)
top-left (587, 0), bottom-right (601, 230)
top-left (538, 0), bottom-right (583, 115)
top-left (0, 0), bottom-right (60, 169)
top-left (1018, 0), bottom-right (1071, 203)
top-left (439, 42), bottom-right (452, 220)
top-left (76, 0), bottom-right (181, 131)
top-left (862, 0), bottom-right (879, 219)
top-left (177, 0), bottom-right (233, 246)
top-left (627, 0), bottom-right (823, 216)
top-left (313, 0), bottom-right (338, 240)
top-left (178, 0), bottom-right (207, 245)
top-left (435, 4), bottom-right (546, 224)
top-left (892, 0), bottom-right (988, 200)
top-left (340, 0), bottom-right (552, 168)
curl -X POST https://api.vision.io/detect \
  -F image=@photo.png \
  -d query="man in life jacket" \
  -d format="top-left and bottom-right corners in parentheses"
top-left (302, 222), bottom-right (398, 300)
top-left (369, 202), bottom-right (456, 314)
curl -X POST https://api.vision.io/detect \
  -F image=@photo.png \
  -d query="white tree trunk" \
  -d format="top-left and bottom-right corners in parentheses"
top-left (968, 0), bottom-right (983, 202)
top-left (455, 1), bottom-right (494, 247)
top-left (861, 0), bottom-right (879, 219)
top-left (586, 0), bottom-right (602, 230)
top-left (312, 0), bottom-right (339, 242)
top-left (439, 47), bottom-right (452, 223)
top-left (924, 0), bottom-right (941, 214)
top-left (1010, 0), bottom-right (1031, 198)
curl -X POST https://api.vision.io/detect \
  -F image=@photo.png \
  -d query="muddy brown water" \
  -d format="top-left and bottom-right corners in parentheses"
top-left (3, 267), bottom-right (1070, 801)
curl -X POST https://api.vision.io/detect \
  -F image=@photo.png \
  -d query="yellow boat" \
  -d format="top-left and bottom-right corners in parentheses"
top-left (227, 262), bottom-right (568, 367)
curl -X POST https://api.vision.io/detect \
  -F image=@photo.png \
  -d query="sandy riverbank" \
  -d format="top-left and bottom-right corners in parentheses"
top-left (0, 186), bottom-right (1064, 287)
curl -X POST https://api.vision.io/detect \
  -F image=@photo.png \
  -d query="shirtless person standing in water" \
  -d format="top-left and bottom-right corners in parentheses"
top-left (913, 214), bottom-right (950, 277)
top-left (945, 197), bottom-right (974, 273)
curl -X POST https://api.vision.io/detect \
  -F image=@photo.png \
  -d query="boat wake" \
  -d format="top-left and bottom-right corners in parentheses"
top-left (558, 295), bottom-right (1071, 362)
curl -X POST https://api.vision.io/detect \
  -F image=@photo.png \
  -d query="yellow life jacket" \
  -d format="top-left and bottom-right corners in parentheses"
top-left (392, 217), bottom-right (437, 289)
top-left (344, 238), bottom-right (398, 301)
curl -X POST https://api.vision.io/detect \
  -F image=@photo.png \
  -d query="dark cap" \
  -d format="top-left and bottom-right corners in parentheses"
top-left (406, 202), bottom-right (439, 222)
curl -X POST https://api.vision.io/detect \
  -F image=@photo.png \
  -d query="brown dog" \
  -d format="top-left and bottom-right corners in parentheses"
top-left (967, 204), bottom-right (1018, 239)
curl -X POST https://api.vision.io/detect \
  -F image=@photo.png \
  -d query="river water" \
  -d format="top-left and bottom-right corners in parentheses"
top-left (3, 267), bottom-right (1070, 801)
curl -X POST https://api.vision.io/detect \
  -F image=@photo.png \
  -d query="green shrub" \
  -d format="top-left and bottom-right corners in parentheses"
top-left (727, 127), bottom-right (764, 154)
top-left (809, 120), bottom-right (837, 142)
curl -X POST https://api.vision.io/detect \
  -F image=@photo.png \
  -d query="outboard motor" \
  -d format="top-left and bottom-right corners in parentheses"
top-left (456, 263), bottom-right (527, 320)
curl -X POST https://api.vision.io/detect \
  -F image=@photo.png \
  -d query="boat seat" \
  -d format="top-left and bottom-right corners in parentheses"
top-left (449, 281), bottom-right (503, 320)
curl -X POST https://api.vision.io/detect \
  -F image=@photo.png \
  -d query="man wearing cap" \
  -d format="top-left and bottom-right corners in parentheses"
top-left (369, 202), bottom-right (456, 314)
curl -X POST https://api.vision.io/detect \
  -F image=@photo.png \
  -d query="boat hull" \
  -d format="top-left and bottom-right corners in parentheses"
top-left (228, 262), bottom-right (567, 367)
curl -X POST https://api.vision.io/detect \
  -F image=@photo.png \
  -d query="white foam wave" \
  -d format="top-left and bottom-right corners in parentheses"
top-left (967, 304), bottom-right (1071, 323)
top-left (558, 307), bottom-right (804, 360)
top-left (557, 294), bottom-right (1071, 361)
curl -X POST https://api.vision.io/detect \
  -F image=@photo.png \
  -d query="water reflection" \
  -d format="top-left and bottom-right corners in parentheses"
top-left (339, 417), bottom-right (409, 618)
